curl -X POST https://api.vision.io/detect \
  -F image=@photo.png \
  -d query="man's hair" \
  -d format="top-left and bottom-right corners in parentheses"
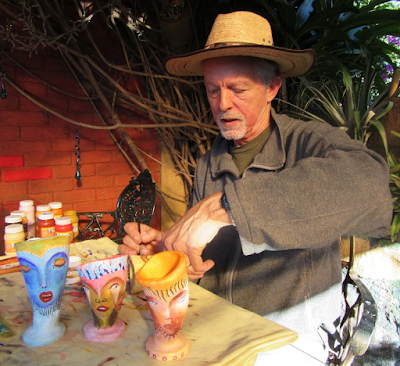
top-left (246, 57), bottom-right (279, 86)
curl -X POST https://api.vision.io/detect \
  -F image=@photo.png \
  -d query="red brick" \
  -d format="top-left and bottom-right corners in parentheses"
top-left (96, 162), bottom-right (131, 175)
top-left (96, 186), bottom-right (122, 200)
top-left (52, 165), bottom-right (81, 179)
top-left (51, 139), bottom-right (78, 152)
top-left (0, 181), bottom-right (29, 201)
top-left (3, 168), bottom-right (52, 182)
top-left (21, 126), bottom-right (69, 140)
top-left (30, 193), bottom-right (56, 206)
top-left (19, 81), bottom-right (47, 97)
top-left (74, 199), bottom-right (116, 213)
top-left (1, 111), bottom-right (47, 126)
top-left (29, 178), bottom-right (73, 194)
top-left (0, 140), bottom-right (52, 153)
top-left (24, 151), bottom-right (72, 167)
top-left (53, 189), bottom-right (96, 204)
top-left (114, 174), bottom-right (134, 186)
top-left (75, 175), bottom-right (114, 189)
top-left (0, 156), bottom-right (24, 168)
top-left (79, 151), bottom-right (112, 164)
top-left (0, 125), bottom-right (20, 140)
top-left (0, 95), bottom-right (19, 110)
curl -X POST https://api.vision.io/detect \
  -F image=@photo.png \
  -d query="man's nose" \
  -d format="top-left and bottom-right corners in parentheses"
top-left (219, 89), bottom-right (232, 111)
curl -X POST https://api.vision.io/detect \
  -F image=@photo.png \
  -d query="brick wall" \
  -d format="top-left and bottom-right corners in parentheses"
top-left (0, 49), bottom-right (161, 255)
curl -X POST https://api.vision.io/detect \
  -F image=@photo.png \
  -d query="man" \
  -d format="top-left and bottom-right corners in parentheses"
top-left (119, 11), bottom-right (392, 364)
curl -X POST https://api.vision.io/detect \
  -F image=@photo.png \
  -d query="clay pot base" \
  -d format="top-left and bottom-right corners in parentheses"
top-left (83, 318), bottom-right (125, 342)
top-left (145, 333), bottom-right (189, 362)
top-left (22, 322), bottom-right (66, 347)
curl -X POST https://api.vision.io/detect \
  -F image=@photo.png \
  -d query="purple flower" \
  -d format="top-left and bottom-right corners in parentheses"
top-left (386, 64), bottom-right (394, 73)
top-left (381, 73), bottom-right (388, 82)
top-left (388, 35), bottom-right (400, 47)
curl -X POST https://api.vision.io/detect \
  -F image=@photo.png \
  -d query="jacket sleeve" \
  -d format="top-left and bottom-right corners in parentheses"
top-left (224, 122), bottom-right (393, 255)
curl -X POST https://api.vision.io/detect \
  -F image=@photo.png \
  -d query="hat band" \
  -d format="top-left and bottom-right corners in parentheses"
top-left (205, 42), bottom-right (261, 49)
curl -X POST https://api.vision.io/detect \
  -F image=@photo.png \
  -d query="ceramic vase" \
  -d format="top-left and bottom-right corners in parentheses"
top-left (77, 254), bottom-right (128, 342)
top-left (136, 251), bottom-right (189, 361)
top-left (15, 236), bottom-right (70, 347)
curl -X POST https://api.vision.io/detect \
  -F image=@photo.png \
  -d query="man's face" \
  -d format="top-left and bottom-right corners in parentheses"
top-left (203, 57), bottom-right (281, 147)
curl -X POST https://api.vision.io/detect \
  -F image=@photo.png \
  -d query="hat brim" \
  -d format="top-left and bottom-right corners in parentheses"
top-left (164, 45), bottom-right (316, 78)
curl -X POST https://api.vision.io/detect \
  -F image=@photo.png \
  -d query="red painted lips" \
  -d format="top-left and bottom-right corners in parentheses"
top-left (39, 291), bottom-right (53, 303)
top-left (97, 306), bottom-right (109, 312)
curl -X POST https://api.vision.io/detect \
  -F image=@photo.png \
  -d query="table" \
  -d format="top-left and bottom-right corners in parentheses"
top-left (0, 271), bottom-right (297, 366)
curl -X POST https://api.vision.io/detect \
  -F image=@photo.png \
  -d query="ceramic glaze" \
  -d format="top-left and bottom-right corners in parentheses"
top-left (77, 254), bottom-right (128, 342)
top-left (136, 251), bottom-right (190, 361)
top-left (15, 236), bottom-right (70, 347)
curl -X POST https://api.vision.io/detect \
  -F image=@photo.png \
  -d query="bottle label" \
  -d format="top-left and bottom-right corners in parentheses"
top-left (56, 231), bottom-right (73, 243)
top-left (40, 226), bottom-right (56, 238)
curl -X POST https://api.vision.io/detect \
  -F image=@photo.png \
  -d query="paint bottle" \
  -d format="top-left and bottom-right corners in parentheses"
top-left (4, 224), bottom-right (25, 256)
top-left (55, 216), bottom-right (73, 243)
top-left (36, 204), bottom-right (51, 235)
top-left (66, 256), bottom-right (82, 285)
top-left (48, 202), bottom-right (63, 218)
top-left (64, 210), bottom-right (79, 239)
top-left (10, 211), bottom-right (28, 239)
top-left (37, 212), bottom-right (56, 238)
top-left (19, 200), bottom-right (35, 226)
top-left (5, 215), bottom-right (23, 226)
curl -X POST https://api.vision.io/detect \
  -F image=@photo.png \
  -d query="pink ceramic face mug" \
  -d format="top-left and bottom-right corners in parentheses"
top-left (77, 254), bottom-right (128, 342)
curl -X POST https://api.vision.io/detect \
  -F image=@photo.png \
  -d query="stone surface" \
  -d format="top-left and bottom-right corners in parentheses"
top-left (351, 241), bottom-right (400, 366)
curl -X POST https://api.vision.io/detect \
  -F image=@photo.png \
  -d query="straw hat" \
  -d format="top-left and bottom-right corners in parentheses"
top-left (164, 11), bottom-right (316, 78)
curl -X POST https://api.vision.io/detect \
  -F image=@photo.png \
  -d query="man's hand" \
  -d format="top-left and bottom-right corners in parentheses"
top-left (163, 191), bottom-right (232, 280)
top-left (118, 223), bottom-right (164, 256)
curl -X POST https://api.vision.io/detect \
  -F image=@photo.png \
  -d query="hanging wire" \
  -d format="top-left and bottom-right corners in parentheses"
top-left (0, 38), bottom-right (7, 99)
top-left (75, 128), bottom-right (82, 180)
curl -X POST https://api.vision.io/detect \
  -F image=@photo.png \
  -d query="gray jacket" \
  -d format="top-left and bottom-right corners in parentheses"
top-left (190, 109), bottom-right (392, 340)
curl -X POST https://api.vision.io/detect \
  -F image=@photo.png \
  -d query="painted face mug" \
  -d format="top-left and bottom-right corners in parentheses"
top-left (15, 236), bottom-right (70, 347)
top-left (136, 251), bottom-right (189, 362)
top-left (77, 254), bottom-right (128, 342)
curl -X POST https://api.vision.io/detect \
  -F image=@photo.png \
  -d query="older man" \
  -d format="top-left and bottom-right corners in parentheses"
top-left (119, 11), bottom-right (392, 364)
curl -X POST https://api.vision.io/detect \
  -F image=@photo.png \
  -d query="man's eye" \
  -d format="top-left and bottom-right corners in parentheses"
top-left (54, 258), bottom-right (66, 267)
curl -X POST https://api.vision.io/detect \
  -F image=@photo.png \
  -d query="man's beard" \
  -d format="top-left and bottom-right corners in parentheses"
top-left (216, 111), bottom-right (246, 140)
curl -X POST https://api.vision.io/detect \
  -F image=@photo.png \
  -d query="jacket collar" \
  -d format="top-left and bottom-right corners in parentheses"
top-left (210, 108), bottom-right (286, 179)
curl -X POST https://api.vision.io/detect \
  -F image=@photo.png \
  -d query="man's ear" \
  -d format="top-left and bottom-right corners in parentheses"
top-left (267, 76), bottom-right (282, 102)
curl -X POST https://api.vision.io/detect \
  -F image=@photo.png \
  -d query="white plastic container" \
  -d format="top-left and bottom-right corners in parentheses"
top-left (66, 256), bottom-right (82, 285)
top-left (19, 200), bottom-right (35, 226)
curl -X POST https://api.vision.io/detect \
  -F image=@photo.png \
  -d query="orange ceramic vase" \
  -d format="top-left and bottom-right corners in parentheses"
top-left (136, 251), bottom-right (189, 362)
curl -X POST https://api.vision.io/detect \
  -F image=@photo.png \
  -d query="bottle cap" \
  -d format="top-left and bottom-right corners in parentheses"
top-left (49, 202), bottom-right (62, 209)
top-left (55, 216), bottom-right (72, 225)
top-left (5, 224), bottom-right (24, 234)
top-left (68, 256), bottom-right (82, 267)
top-left (36, 204), bottom-right (51, 212)
top-left (5, 215), bottom-right (22, 224)
top-left (19, 200), bottom-right (34, 207)
top-left (38, 212), bottom-right (55, 220)
top-left (10, 210), bottom-right (26, 218)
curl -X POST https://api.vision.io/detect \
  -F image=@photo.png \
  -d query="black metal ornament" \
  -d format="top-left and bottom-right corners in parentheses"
top-left (75, 128), bottom-right (81, 180)
top-left (0, 38), bottom-right (7, 99)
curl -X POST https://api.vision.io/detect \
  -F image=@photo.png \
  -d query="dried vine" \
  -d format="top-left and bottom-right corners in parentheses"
top-left (0, 0), bottom-right (218, 222)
